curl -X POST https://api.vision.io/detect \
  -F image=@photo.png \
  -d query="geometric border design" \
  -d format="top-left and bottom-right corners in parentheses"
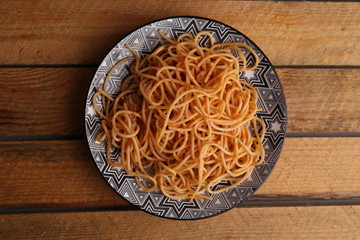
top-left (85, 16), bottom-right (287, 220)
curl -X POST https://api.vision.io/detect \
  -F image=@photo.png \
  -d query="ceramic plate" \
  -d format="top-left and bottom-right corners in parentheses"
top-left (85, 16), bottom-right (287, 220)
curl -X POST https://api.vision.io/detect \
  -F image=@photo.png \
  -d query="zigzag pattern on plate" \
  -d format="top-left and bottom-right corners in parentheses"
top-left (85, 17), bottom-right (287, 220)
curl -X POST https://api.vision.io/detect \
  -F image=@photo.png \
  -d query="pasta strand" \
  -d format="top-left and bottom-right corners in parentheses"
top-left (93, 31), bottom-right (265, 201)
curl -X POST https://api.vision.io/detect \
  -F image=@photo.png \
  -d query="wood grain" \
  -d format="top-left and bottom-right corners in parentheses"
top-left (277, 68), bottom-right (360, 133)
top-left (1, 67), bottom-right (359, 136)
top-left (0, 68), bottom-right (93, 136)
top-left (0, 1), bottom-right (359, 65)
top-left (0, 138), bottom-right (359, 210)
top-left (0, 206), bottom-right (359, 240)
top-left (0, 140), bottom-right (126, 209)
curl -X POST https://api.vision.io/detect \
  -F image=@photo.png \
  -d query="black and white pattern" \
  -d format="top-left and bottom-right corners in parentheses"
top-left (85, 17), bottom-right (287, 220)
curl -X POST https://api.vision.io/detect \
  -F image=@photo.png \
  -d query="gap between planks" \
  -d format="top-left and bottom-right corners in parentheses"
top-left (0, 65), bottom-right (360, 69)
top-left (1, 198), bottom-right (360, 215)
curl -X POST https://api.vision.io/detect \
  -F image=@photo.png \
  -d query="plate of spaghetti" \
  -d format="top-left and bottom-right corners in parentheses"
top-left (85, 16), bottom-right (287, 220)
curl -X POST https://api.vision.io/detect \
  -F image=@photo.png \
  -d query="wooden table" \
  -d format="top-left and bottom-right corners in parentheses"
top-left (1, 1), bottom-right (359, 239)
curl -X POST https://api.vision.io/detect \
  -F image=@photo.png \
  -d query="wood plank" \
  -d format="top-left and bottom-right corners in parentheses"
top-left (0, 138), bottom-right (359, 210)
top-left (0, 68), bottom-right (93, 136)
top-left (0, 1), bottom-right (359, 65)
top-left (277, 68), bottom-right (360, 133)
top-left (0, 140), bottom-right (126, 209)
top-left (255, 137), bottom-right (360, 196)
top-left (1, 67), bottom-right (359, 136)
top-left (0, 206), bottom-right (359, 239)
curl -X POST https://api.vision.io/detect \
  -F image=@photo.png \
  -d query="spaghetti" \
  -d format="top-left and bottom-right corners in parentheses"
top-left (93, 31), bottom-right (265, 201)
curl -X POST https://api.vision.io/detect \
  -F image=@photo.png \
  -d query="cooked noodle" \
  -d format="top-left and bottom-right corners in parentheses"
top-left (93, 31), bottom-right (265, 201)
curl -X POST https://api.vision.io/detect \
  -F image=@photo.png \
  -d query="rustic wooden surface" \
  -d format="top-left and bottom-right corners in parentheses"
top-left (0, 0), bottom-right (359, 239)
top-left (1, 1), bottom-right (360, 65)
top-left (1, 68), bottom-right (359, 136)
top-left (1, 206), bottom-right (359, 240)
top-left (1, 138), bottom-right (359, 210)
